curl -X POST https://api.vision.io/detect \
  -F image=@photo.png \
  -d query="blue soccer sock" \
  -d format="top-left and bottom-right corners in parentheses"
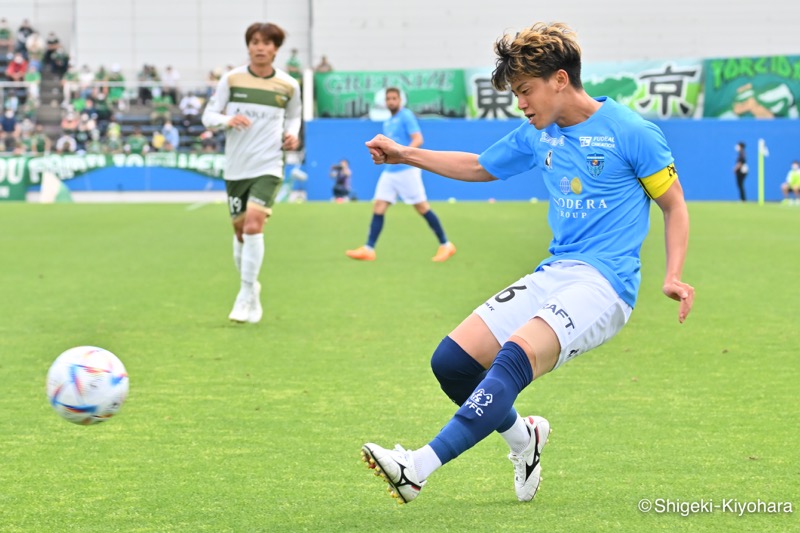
top-left (428, 341), bottom-right (533, 465)
top-left (366, 214), bottom-right (384, 248)
top-left (422, 210), bottom-right (448, 245)
top-left (430, 336), bottom-right (519, 433)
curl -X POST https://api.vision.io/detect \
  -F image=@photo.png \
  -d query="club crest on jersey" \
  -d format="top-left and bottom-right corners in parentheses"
top-left (544, 150), bottom-right (553, 171)
top-left (586, 153), bottom-right (605, 177)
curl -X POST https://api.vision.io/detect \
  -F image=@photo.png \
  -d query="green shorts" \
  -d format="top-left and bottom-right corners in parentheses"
top-left (225, 175), bottom-right (283, 218)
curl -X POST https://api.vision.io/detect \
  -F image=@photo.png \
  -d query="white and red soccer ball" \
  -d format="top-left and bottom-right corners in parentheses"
top-left (46, 346), bottom-right (129, 425)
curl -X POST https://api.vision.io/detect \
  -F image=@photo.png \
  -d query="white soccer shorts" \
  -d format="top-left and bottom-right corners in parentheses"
top-left (373, 167), bottom-right (427, 205)
top-left (474, 260), bottom-right (633, 370)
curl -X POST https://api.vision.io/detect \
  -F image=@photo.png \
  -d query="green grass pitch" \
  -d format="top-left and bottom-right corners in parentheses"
top-left (0, 200), bottom-right (797, 532)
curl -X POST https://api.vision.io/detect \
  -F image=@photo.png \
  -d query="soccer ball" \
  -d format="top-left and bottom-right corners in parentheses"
top-left (46, 346), bottom-right (130, 425)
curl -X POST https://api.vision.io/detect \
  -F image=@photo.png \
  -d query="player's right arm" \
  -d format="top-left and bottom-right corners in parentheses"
top-left (201, 75), bottom-right (251, 130)
top-left (366, 134), bottom-right (496, 182)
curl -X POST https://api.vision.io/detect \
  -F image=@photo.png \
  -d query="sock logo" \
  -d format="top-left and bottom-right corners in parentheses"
top-left (465, 388), bottom-right (493, 416)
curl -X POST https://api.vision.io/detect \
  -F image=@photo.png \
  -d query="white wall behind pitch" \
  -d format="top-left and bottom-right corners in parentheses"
top-left (64, 0), bottom-right (800, 83)
top-left (310, 0), bottom-right (800, 70)
top-left (74, 0), bottom-right (310, 83)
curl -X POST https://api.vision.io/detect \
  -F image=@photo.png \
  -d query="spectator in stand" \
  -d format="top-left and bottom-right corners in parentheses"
top-left (0, 18), bottom-right (12, 56)
top-left (43, 31), bottom-right (60, 71)
top-left (18, 117), bottom-right (34, 137)
top-left (49, 45), bottom-right (69, 78)
top-left (179, 91), bottom-right (203, 127)
top-left (30, 124), bottom-right (52, 154)
top-left (94, 65), bottom-right (109, 98)
top-left (25, 32), bottom-right (44, 72)
top-left (205, 68), bottom-right (222, 99)
top-left (4, 93), bottom-right (19, 112)
top-left (1, 109), bottom-right (20, 151)
top-left (82, 97), bottom-right (99, 120)
top-left (75, 113), bottom-right (96, 153)
top-left (107, 64), bottom-right (125, 108)
top-left (61, 62), bottom-right (80, 106)
top-left (15, 19), bottom-right (34, 58)
top-left (25, 64), bottom-right (41, 103)
top-left (161, 65), bottom-right (180, 104)
top-left (286, 48), bottom-right (303, 84)
top-left (55, 129), bottom-right (77, 154)
top-left (161, 120), bottom-right (180, 151)
top-left (315, 55), bottom-right (333, 73)
top-left (137, 63), bottom-right (156, 104)
top-left (20, 96), bottom-right (37, 120)
top-left (5, 52), bottom-right (28, 82)
top-left (86, 128), bottom-right (104, 154)
top-left (151, 129), bottom-right (165, 152)
top-left (78, 64), bottom-right (95, 98)
top-left (198, 129), bottom-right (218, 153)
top-left (91, 93), bottom-right (111, 120)
top-left (105, 121), bottom-right (123, 154)
top-left (124, 126), bottom-right (150, 155)
top-left (15, 129), bottom-right (32, 155)
top-left (60, 110), bottom-right (79, 135)
top-left (150, 93), bottom-right (172, 124)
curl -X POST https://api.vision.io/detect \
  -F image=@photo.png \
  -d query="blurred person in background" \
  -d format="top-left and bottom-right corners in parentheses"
top-left (346, 87), bottom-right (456, 262)
top-left (733, 141), bottom-right (748, 202)
top-left (781, 160), bottom-right (800, 204)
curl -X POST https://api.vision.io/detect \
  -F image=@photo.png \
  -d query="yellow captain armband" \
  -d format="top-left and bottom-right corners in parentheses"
top-left (639, 163), bottom-right (678, 199)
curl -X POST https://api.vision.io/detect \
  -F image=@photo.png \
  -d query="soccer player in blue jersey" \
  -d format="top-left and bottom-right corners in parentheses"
top-left (346, 87), bottom-right (456, 262)
top-left (360, 22), bottom-right (694, 504)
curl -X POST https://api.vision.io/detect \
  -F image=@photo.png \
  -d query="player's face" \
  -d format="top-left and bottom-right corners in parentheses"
top-left (385, 91), bottom-right (401, 113)
top-left (512, 75), bottom-right (560, 130)
top-left (248, 33), bottom-right (278, 69)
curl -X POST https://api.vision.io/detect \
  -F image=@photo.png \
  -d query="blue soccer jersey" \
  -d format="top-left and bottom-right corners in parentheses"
top-left (478, 97), bottom-right (676, 307)
top-left (383, 107), bottom-right (421, 173)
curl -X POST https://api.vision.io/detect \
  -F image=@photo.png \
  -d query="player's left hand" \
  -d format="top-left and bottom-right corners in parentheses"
top-left (663, 279), bottom-right (694, 323)
top-left (283, 133), bottom-right (299, 151)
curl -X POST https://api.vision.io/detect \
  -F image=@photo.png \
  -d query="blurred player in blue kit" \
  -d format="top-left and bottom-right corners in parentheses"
top-left (360, 22), bottom-right (695, 504)
top-left (346, 87), bottom-right (456, 262)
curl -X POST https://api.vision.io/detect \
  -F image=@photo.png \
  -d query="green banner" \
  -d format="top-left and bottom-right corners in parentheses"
top-left (582, 60), bottom-right (703, 119)
top-left (314, 69), bottom-right (467, 118)
top-left (0, 153), bottom-right (226, 201)
top-left (703, 55), bottom-right (800, 118)
top-left (0, 157), bottom-right (28, 200)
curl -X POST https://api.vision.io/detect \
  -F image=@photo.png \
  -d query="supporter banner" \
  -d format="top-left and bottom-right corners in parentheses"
top-left (314, 70), bottom-right (467, 118)
top-left (0, 153), bottom-right (226, 201)
top-left (703, 55), bottom-right (800, 118)
top-left (0, 157), bottom-right (28, 201)
top-left (464, 68), bottom-right (525, 120)
top-left (582, 60), bottom-right (703, 119)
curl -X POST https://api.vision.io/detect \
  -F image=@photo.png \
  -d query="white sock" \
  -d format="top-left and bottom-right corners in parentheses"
top-left (500, 415), bottom-right (531, 454)
top-left (232, 235), bottom-right (243, 273)
top-left (240, 233), bottom-right (264, 291)
top-left (411, 445), bottom-right (442, 481)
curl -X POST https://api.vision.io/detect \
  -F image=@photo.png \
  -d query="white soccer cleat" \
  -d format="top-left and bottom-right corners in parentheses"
top-left (247, 281), bottom-right (263, 323)
top-left (361, 443), bottom-right (426, 504)
top-left (508, 415), bottom-right (551, 502)
top-left (228, 289), bottom-right (251, 323)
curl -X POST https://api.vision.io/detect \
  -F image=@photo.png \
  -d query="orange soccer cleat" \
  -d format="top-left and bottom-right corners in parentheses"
top-left (432, 242), bottom-right (457, 262)
top-left (345, 246), bottom-right (377, 261)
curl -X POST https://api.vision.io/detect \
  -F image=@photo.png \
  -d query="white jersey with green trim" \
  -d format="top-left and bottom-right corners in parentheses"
top-left (202, 64), bottom-right (301, 181)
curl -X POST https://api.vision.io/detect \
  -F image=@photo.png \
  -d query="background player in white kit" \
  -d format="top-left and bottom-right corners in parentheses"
top-left (202, 22), bottom-right (301, 323)
top-left (346, 88), bottom-right (456, 262)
